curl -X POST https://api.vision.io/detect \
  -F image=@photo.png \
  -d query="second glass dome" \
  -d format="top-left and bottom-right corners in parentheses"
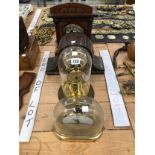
top-left (53, 96), bottom-right (104, 141)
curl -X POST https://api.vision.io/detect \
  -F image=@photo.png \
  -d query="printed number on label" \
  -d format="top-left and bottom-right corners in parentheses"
top-left (72, 51), bottom-right (78, 56)
top-left (71, 58), bottom-right (80, 65)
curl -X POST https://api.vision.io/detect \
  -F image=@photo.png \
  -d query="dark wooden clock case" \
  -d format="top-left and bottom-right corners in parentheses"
top-left (46, 3), bottom-right (104, 75)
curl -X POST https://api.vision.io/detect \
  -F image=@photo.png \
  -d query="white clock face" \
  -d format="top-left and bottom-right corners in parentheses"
top-left (62, 113), bottom-right (94, 125)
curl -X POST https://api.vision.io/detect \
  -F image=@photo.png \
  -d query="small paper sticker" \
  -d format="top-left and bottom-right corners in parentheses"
top-left (71, 40), bottom-right (76, 44)
top-left (71, 58), bottom-right (80, 65)
top-left (72, 51), bottom-right (78, 56)
top-left (82, 106), bottom-right (89, 112)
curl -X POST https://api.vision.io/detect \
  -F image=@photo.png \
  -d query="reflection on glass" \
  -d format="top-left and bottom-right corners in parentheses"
top-left (53, 97), bottom-right (104, 141)
top-left (58, 46), bottom-right (92, 97)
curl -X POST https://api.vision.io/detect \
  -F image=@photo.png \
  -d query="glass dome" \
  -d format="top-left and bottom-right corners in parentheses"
top-left (58, 46), bottom-right (92, 97)
top-left (53, 96), bottom-right (104, 141)
top-left (64, 24), bottom-right (84, 34)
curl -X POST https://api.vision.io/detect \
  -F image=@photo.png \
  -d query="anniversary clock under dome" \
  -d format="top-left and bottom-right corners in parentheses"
top-left (46, 3), bottom-right (105, 141)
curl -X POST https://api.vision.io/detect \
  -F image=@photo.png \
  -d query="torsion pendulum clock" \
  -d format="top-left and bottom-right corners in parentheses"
top-left (46, 3), bottom-right (105, 141)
